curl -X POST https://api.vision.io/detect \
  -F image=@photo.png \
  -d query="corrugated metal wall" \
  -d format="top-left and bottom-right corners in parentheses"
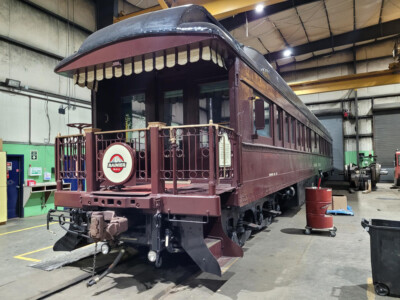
top-left (318, 115), bottom-right (344, 180)
top-left (373, 109), bottom-right (400, 182)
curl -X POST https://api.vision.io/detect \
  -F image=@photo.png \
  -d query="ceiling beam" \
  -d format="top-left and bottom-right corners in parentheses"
top-left (220, 0), bottom-right (320, 31)
top-left (280, 55), bottom-right (393, 76)
top-left (114, 5), bottom-right (162, 22)
top-left (115, 0), bottom-right (287, 23)
top-left (278, 37), bottom-right (395, 69)
top-left (161, 0), bottom-right (287, 20)
top-left (266, 18), bottom-right (400, 61)
top-left (322, 0), bottom-right (334, 52)
top-left (288, 67), bottom-right (400, 95)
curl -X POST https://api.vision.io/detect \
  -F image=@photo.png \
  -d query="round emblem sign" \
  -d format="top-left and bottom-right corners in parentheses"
top-left (101, 143), bottom-right (134, 185)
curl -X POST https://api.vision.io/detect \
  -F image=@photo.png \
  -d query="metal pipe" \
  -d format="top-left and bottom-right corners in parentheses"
top-left (208, 125), bottom-right (216, 195)
top-left (305, 92), bottom-right (400, 106)
top-left (172, 129), bottom-right (178, 195)
top-left (355, 90), bottom-right (360, 167)
top-left (0, 86), bottom-right (91, 108)
top-left (208, 97), bottom-right (213, 123)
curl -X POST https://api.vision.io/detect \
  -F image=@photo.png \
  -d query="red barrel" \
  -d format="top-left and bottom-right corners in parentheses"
top-left (305, 187), bottom-right (333, 229)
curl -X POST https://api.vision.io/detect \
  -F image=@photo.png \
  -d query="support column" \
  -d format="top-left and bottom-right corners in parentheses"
top-left (149, 122), bottom-right (166, 194)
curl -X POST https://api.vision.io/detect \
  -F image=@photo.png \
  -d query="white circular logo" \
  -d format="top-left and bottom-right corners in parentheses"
top-left (102, 143), bottom-right (134, 185)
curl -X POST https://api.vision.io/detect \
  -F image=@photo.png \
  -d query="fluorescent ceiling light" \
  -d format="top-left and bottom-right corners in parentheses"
top-left (283, 49), bottom-right (292, 57)
top-left (255, 4), bottom-right (264, 13)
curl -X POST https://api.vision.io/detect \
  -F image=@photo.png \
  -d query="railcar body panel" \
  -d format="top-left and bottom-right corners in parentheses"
top-left (50, 5), bottom-right (333, 277)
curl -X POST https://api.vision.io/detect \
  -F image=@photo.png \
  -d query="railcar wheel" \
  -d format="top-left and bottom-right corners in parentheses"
top-left (374, 283), bottom-right (389, 296)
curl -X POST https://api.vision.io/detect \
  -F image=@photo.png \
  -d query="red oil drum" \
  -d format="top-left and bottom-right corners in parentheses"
top-left (305, 187), bottom-right (333, 229)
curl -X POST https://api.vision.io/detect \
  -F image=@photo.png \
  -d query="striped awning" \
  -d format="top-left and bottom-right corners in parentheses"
top-left (73, 41), bottom-right (226, 90)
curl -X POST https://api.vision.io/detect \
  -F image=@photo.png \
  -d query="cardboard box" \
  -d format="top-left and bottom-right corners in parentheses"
top-left (328, 195), bottom-right (347, 210)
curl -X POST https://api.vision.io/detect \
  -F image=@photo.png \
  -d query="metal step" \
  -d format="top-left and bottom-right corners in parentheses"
top-left (205, 238), bottom-right (222, 259)
top-left (205, 237), bottom-right (240, 274)
top-left (217, 256), bottom-right (240, 274)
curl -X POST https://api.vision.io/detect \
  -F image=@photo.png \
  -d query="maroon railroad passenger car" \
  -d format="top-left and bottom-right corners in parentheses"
top-left (49, 5), bottom-right (333, 277)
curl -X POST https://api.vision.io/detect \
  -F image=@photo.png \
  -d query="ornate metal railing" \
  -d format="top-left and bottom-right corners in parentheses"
top-left (94, 128), bottom-right (149, 183)
top-left (159, 124), bottom-right (236, 194)
top-left (55, 123), bottom-right (236, 195)
top-left (55, 134), bottom-right (86, 190)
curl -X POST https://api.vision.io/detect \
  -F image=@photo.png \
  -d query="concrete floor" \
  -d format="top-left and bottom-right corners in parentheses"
top-left (0, 183), bottom-right (399, 299)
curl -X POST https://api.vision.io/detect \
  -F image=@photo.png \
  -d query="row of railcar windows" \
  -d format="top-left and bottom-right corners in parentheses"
top-left (252, 92), bottom-right (331, 157)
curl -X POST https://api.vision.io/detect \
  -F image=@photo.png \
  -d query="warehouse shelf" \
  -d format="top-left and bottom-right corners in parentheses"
top-left (23, 182), bottom-right (71, 207)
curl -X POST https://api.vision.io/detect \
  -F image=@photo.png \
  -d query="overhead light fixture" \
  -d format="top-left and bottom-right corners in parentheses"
top-left (255, 4), bottom-right (264, 13)
top-left (5, 78), bottom-right (21, 88)
top-left (283, 49), bottom-right (292, 57)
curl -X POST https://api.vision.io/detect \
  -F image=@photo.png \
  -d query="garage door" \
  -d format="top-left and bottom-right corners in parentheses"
top-left (374, 110), bottom-right (400, 182)
top-left (318, 115), bottom-right (344, 181)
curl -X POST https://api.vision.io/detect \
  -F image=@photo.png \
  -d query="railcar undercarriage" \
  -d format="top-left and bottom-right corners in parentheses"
top-left (48, 184), bottom-right (300, 280)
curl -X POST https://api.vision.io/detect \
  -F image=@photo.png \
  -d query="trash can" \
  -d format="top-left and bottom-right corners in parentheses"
top-left (361, 218), bottom-right (400, 297)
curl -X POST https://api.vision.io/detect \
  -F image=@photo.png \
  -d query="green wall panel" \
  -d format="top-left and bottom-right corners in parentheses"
top-left (3, 143), bottom-right (56, 217)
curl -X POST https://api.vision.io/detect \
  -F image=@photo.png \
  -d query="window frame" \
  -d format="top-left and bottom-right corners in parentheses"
top-left (252, 93), bottom-right (274, 146)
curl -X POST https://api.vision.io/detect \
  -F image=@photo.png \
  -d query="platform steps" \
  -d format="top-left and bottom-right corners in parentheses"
top-left (205, 238), bottom-right (240, 274)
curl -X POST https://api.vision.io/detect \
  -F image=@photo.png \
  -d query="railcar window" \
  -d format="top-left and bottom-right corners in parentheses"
top-left (314, 132), bottom-right (317, 148)
top-left (276, 108), bottom-right (282, 141)
top-left (285, 114), bottom-right (290, 143)
top-left (199, 81), bottom-right (229, 124)
top-left (121, 93), bottom-right (146, 129)
top-left (297, 122), bottom-right (301, 148)
top-left (121, 93), bottom-right (147, 149)
top-left (291, 118), bottom-right (296, 144)
top-left (252, 96), bottom-right (271, 137)
top-left (164, 90), bottom-right (183, 126)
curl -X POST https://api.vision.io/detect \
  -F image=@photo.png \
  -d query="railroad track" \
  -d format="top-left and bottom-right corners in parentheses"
top-left (34, 250), bottom-right (201, 299)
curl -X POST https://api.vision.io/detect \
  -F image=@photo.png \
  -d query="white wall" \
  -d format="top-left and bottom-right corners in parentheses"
top-left (0, 0), bottom-right (95, 144)
top-left (0, 89), bottom-right (91, 144)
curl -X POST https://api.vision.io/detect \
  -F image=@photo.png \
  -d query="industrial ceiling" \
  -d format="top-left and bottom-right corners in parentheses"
top-left (120, 0), bottom-right (400, 69)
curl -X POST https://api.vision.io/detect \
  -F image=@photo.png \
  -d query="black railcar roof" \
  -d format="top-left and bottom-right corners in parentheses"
top-left (55, 5), bottom-right (331, 140)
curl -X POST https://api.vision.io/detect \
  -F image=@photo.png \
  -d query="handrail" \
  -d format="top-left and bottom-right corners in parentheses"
top-left (160, 123), bottom-right (234, 132)
top-left (57, 123), bottom-right (235, 138)
top-left (56, 133), bottom-right (84, 138)
top-left (94, 127), bottom-right (148, 135)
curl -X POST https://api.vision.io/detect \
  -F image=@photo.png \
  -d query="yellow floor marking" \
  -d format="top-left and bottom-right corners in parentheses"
top-left (367, 277), bottom-right (375, 300)
top-left (221, 257), bottom-right (240, 274)
top-left (14, 245), bottom-right (53, 262)
top-left (0, 222), bottom-right (57, 236)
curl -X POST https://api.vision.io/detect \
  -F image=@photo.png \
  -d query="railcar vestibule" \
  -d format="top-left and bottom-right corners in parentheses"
top-left (94, 60), bottom-right (230, 131)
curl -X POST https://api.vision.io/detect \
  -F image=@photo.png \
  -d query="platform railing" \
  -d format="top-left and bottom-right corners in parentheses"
top-left (159, 123), bottom-right (236, 195)
top-left (55, 123), bottom-right (236, 195)
top-left (55, 134), bottom-right (86, 191)
top-left (94, 128), bottom-right (150, 184)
